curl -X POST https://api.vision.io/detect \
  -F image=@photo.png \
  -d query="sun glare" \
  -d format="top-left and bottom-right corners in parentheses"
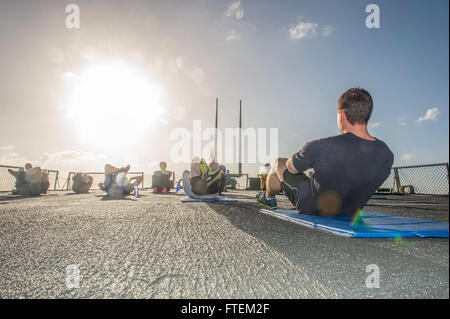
top-left (68, 61), bottom-right (164, 149)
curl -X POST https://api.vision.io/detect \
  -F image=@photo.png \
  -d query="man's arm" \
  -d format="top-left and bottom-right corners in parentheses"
top-left (286, 156), bottom-right (300, 175)
top-left (288, 140), bottom-right (320, 176)
top-left (286, 156), bottom-right (315, 178)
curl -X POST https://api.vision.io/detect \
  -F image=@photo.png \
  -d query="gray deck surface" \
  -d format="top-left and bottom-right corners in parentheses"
top-left (0, 190), bottom-right (448, 299)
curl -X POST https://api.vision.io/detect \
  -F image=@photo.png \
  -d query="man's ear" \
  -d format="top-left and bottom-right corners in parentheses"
top-left (339, 109), bottom-right (347, 122)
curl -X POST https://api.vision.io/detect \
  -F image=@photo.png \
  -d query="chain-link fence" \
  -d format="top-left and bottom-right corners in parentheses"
top-left (377, 163), bottom-right (449, 195)
top-left (227, 174), bottom-right (249, 190)
top-left (0, 165), bottom-right (60, 192)
top-left (66, 171), bottom-right (145, 190)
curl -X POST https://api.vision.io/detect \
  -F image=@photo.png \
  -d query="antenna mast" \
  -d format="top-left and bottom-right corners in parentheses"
top-left (214, 98), bottom-right (218, 157)
top-left (238, 100), bottom-right (242, 176)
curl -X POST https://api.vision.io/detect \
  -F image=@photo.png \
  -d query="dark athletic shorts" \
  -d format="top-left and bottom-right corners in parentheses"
top-left (280, 170), bottom-right (309, 206)
top-left (190, 174), bottom-right (222, 195)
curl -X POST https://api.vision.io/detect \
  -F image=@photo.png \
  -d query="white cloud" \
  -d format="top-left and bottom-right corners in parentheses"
top-left (400, 153), bottom-right (415, 161)
top-left (226, 30), bottom-right (241, 41)
top-left (0, 145), bottom-right (30, 166)
top-left (369, 121), bottom-right (382, 128)
top-left (398, 116), bottom-right (407, 126)
top-left (289, 22), bottom-right (318, 39)
top-left (225, 1), bottom-right (244, 20)
top-left (1, 147), bottom-right (108, 174)
top-left (39, 151), bottom-right (107, 170)
top-left (288, 20), bottom-right (333, 40)
top-left (417, 107), bottom-right (439, 123)
top-left (321, 25), bottom-right (333, 37)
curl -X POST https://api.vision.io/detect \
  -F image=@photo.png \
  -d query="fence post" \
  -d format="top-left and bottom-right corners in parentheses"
top-left (393, 168), bottom-right (401, 194)
top-left (54, 171), bottom-right (59, 191)
top-left (66, 173), bottom-right (71, 191)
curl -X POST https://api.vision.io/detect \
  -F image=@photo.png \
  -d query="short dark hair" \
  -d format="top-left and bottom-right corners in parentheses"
top-left (337, 88), bottom-right (373, 125)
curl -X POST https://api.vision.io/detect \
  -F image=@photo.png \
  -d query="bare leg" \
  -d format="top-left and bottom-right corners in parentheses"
top-left (266, 157), bottom-right (288, 199)
top-left (129, 176), bottom-right (143, 187)
top-left (105, 164), bottom-right (120, 175)
top-left (101, 164), bottom-right (119, 191)
top-left (105, 164), bottom-right (131, 175)
top-left (218, 165), bottom-right (226, 193)
top-left (8, 169), bottom-right (20, 179)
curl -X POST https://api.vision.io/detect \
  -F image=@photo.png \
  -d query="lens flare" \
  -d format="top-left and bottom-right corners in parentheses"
top-left (351, 209), bottom-right (364, 226)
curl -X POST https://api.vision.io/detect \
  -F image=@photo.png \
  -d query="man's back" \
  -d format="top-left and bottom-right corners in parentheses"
top-left (292, 132), bottom-right (394, 215)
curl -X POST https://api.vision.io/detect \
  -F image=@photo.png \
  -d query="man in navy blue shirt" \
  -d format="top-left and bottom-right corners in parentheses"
top-left (257, 88), bottom-right (394, 216)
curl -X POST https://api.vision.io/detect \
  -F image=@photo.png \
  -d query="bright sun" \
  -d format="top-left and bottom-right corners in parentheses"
top-left (68, 61), bottom-right (164, 149)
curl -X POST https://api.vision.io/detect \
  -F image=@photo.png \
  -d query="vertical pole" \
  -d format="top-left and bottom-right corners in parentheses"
top-left (215, 98), bottom-right (218, 158)
top-left (54, 171), bottom-right (59, 191)
top-left (238, 100), bottom-right (242, 176)
top-left (66, 173), bottom-right (71, 191)
top-left (393, 168), bottom-right (401, 194)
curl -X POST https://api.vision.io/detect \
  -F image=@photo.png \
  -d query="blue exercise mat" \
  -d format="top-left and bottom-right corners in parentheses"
top-left (259, 209), bottom-right (449, 238)
top-left (181, 170), bottom-right (237, 203)
top-left (181, 197), bottom-right (237, 203)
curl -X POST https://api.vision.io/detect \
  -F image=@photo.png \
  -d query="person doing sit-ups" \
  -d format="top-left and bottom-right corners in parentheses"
top-left (190, 156), bottom-right (226, 195)
top-left (257, 88), bottom-right (393, 216)
top-left (8, 163), bottom-right (49, 195)
top-left (151, 161), bottom-right (174, 193)
top-left (99, 164), bottom-right (143, 197)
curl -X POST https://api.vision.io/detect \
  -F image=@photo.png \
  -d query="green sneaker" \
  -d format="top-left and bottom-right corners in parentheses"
top-left (256, 191), bottom-right (277, 209)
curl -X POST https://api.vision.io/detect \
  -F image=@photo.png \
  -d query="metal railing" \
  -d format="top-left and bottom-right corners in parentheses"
top-left (378, 163), bottom-right (449, 195)
top-left (3, 162), bottom-right (448, 195)
top-left (0, 165), bottom-right (60, 192)
top-left (66, 171), bottom-right (145, 190)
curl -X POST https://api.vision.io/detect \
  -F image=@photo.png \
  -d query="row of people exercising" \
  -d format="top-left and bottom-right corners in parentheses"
top-left (7, 159), bottom-right (224, 197)
top-left (7, 88), bottom-right (394, 215)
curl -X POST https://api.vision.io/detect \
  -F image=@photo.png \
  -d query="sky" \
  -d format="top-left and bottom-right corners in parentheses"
top-left (0, 0), bottom-right (448, 178)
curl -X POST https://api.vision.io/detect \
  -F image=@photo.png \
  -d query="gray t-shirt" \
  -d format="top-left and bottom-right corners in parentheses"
top-left (291, 132), bottom-right (394, 215)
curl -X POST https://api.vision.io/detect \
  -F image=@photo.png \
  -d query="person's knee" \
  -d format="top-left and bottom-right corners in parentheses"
top-left (270, 157), bottom-right (288, 182)
top-left (273, 157), bottom-right (288, 171)
top-left (190, 160), bottom-right (200, 171)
